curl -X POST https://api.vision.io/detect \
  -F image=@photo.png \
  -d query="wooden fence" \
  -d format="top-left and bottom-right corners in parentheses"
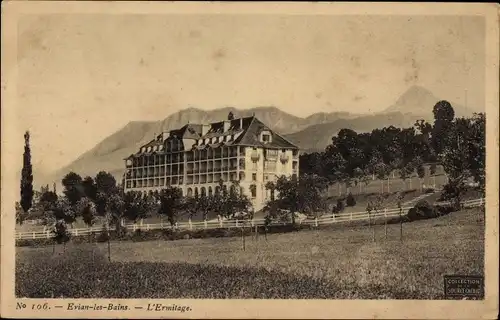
top-left (15, 198), bottom-right (484, 240)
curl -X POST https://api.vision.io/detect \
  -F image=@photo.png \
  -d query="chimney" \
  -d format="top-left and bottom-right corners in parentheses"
top-left (223, 120), bottom-right (231, 132)
top-left (240, 118), bottom-right (243, 129)
top-left (202, 124), bottom-right (210, 136)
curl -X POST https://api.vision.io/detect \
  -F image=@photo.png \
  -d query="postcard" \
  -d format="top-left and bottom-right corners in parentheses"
top-left (1, 1), bottom-right (498, 319)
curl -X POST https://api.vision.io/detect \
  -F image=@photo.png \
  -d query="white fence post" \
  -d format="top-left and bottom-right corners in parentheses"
top-left (350, 213), bottom-right (353, 220)
top-left (314, 217), bottom-right (318, 227)
top-left (384, 208), bottom-right (387, 217)
top-left (251, 219), bottom-right (254, 227)
top-left (75, 229), bottom-right (78, 236)
top-left (204, 220), bottom-right (207, 229)
top-left (32, 232), bottom-right (35, 239)
top-left (480, 198), bottom-right (483, 206)
top-left (189, 218), bottom-right (193, 230)
top-left (46, 230), bottom-right (50, 238)
top-left (219, 219), bottom-right (223, 228)
top-left (235, 220), bottom-right (239, 228)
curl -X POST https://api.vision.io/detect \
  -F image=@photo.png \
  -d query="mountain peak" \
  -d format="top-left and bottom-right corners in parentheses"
top-left (384, 85), bottom-right (472, 118)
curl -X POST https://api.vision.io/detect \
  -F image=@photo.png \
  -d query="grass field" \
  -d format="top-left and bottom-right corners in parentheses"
top-left (16, 206), bottom-right (484, 299)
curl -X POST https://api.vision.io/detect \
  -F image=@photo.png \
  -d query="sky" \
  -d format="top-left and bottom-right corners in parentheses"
top-left (14, 14), bottom-right (485, 176)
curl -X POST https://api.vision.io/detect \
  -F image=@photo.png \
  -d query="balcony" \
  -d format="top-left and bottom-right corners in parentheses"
top-left (251, 151), bottom-right (260, 161)
top-left (280, 154), bottom-right (289, 163)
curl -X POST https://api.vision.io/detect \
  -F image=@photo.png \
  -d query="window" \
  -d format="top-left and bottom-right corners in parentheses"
top-left (262, 134), bottom-right (270, 142)
top-left (250, 187), bottom-right (256, 198)
top-left (252, 173), bottom-right (257, 181)
top-left (252, 161), bottom-right (257, 170)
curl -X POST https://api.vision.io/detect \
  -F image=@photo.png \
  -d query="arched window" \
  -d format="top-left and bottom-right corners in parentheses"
top-left (208, 186), bottom-right (213, 197)
top-left (194, 187), bottom-right (199, 197)
top-left (187, 188), bottom-right (193, 197)
top-left (201, 187), bottom-right (206, 197)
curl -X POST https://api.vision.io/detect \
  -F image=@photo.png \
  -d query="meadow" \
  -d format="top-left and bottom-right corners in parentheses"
top-left (16, 206), bottom-right (484, 299)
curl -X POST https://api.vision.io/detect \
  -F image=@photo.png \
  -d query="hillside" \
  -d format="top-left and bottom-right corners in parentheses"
top-left (45, 85), bottom-right (477, 184)
top-left (52, 106), bottom-right (357, 183)
top-left (284, 112), bottom-right (426, 153)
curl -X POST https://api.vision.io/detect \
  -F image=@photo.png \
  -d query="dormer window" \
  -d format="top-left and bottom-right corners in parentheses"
top-left (261, 132), bottom-right (272, 144)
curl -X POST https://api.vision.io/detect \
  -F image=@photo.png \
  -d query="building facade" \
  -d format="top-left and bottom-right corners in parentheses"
top-left (123, 114), bottom-right (299, 210)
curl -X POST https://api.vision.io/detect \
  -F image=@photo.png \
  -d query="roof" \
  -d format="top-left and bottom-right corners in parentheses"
top-left (129, 114), bottom-right (299, 158)
top-left (175, 124), bottom-right (202, 140)
top-left (233, 117), bottom-right (299, 149)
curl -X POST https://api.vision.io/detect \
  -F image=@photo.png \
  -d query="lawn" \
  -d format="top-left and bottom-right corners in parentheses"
top-left (16, 207), bottom-right (484, 299)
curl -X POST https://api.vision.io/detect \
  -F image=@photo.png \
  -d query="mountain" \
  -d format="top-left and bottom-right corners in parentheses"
top-left (52, 106), bottom-right (351, 184)
top-left (382, 85), bottom-right (474, 118)
top-left (44, 85), bottom-right (477, 185)
top-left (284, 112), bottom-right (426, 153)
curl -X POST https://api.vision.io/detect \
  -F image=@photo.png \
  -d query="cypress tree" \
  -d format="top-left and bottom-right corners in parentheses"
top-left (20, 131), bottom-right (34, 213)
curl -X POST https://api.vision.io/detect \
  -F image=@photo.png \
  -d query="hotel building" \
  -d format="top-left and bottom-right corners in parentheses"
top-left (123, 114), bottom-right (299, 210)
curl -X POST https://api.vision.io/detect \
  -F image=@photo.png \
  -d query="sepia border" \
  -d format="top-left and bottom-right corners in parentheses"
top-left (1, 2), bottom-right (498, 319)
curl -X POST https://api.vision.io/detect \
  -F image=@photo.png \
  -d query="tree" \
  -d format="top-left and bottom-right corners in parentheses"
top-left (265, 181), bottom-right (276, 201)
top-left (95, 171), bottom-right (118, 195)
top-left (273, 174), bottom-right (328, 225)
top-left (77, 197), bottom-right (98, 227)
top-left (52, 197), bottom-right (77, 225)
top-left (431, 100), bottom-right (455, 155)
top-left (62, 172), bottom-right (84, 206)
top-left (158, 186), bottom-right (184, 227)
top-left (122, 191), bottom-right (154, 224)
top-left (299, 152), bottom-right (325, 177)
top-left (39, 190), bottom-right (58, 211)
top-left (274, 175), bottom-right (300, 225)
top-left (399, 162), bottom-right (414, 190)
top-left (15, 202), bottom-right (25, 225)
top-left (346, 192), bottom-right (356, 207)
top-left (429, 163), bottom-right (437, 188)
top-left (467, 113), bottom-right (486, 194)
top-left (374, 162), bottom-right (390, 193)
top-left (183, 192), bottom-right (201, 220)
top-left (416, 162), bottom-right (426, 191)
top-left (93, 171), bottom-right (118, 216)
top-left (224, 180), bottom-right (251, 219)
top-left (197, 194), bottom-right (214, 221)
top-left (52, 220), bottom-right (71, 252)
top-left (20, 131), bottom-right (34, 213)
top-left (76, 197), bottom-right (98, 247)
top-left (105, 192), bottom-right (126, 236)
top-left (82, 176), bottom-right (97, 201)
top-left (439, 116), bottom-right (476, 209)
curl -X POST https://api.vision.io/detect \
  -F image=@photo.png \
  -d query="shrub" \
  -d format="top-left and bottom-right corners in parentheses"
top-left (96, 229), bottom-right (110, 243)
top-left (336, 199), bottom-right (345, 213)
top-left (424, 188), bottom-right (435, 194)
top-left (346, 193), bottom-right (356, 207)
top-left (407, 200), bottom-right (438, 221)
top-left (435, 205), bottom-right (455, 216)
